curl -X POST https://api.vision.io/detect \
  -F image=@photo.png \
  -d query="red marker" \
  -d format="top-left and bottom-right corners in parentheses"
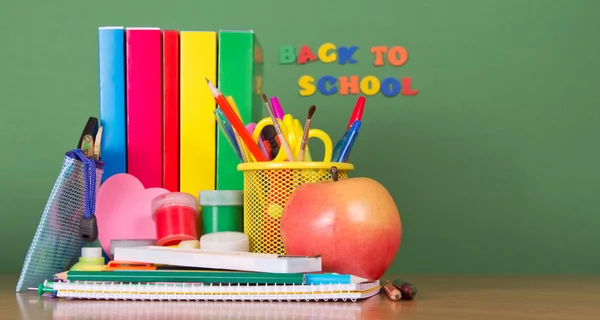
top-left (347, 96), bottom-right (365, 130)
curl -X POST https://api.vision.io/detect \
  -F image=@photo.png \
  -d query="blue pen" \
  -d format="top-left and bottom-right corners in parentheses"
top-left (334, 120), bottom-right (361, 163)
top-left (214, 109), bottom-right (244, 162)
top-left (332, 132), bottom-right (347, 161)
top-left (332, 120), bottom-right (356, 161)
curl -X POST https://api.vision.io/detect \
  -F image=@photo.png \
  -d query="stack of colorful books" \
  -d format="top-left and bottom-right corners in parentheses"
top-left (98, 27), bottom-right (264, 196)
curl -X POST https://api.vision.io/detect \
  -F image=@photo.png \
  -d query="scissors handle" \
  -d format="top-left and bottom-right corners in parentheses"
top-left (253, 116), bottom-right (333, 162)
top-left (252, 118), bottom-right (290, 160)
top-left (295, 129), bottom-right (333, 162)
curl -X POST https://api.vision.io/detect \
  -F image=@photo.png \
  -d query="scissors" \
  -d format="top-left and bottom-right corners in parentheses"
top-left (246, 123), bottom-right (271, 161)
top-left (253, 114), bottom-right (333, 162)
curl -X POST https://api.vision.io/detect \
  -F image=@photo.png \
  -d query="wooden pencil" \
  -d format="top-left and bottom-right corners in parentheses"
top-left (382, 279), bottom-right (401, 300)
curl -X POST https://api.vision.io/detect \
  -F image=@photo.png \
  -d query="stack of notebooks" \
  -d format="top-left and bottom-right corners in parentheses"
top-left (98, 27), bottom-right (263, 195)
top-left (44, 246), bottom-right (380, 302)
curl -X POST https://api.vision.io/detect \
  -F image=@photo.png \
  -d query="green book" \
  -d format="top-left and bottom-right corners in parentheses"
top-left (60, 270), bottom-right (304, 285)
top-left (216, 30), bottom-right (264, 190)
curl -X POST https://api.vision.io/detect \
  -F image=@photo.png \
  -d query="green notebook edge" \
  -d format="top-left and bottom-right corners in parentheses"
top-left (65, 270), bottom-right (304, 285)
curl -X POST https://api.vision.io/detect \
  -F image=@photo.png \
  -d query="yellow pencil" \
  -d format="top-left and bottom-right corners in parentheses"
top-left (226, 96), bottom-right (251, 162)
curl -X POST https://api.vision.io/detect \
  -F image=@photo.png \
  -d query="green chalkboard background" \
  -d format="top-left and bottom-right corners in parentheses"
top-left (1, 0), bottom-right (599, 274)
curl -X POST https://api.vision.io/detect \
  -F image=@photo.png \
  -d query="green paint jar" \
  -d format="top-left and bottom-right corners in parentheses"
top-left (198, 190), bottom-right (244, 235)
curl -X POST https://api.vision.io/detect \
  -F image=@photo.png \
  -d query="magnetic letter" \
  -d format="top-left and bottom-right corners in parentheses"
top-left (317, 43), bottom-right (337, 63)
top-left (279, 46), bottom-right (296, 64)
top-left (338, 76), bottom-right (360, 95)
top-left (338, 46), bottom-right (358, 65)
top-left (380, 77), bottom-right (401, 97)
top-left (359, 76), bottom-right (380, 96)
top-left (387, 46), bottom-right (408, 66)
top-left (297, 45), bottom-right (317, 64)
top-left (254, 45), bottom-right (264, 63)
top-left (401, 77), bottom-right (419, 96)
top-left (317, 76), bottom-right (338, 95)
top-left (370, 46), bottom-right (388, 66)
top-left (298, 75), bottom-right (316, 96)
top-left (254, 75), bottom-right (263, 95)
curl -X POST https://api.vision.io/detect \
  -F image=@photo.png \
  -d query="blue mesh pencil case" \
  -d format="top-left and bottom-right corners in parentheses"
top-left (16, 149), bottom-right (103, 292)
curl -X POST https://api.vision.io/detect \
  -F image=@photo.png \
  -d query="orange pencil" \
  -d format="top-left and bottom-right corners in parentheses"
top-left (205, 79), bottom-right (267, 162)
top-left (382, 279), bottom-right (401, 300)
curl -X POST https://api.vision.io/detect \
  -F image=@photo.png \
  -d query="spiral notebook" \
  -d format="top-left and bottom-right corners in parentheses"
top-left (18, 296), bottom-right (366, 319)
top-left (50, 280), bottom-right (381, 302)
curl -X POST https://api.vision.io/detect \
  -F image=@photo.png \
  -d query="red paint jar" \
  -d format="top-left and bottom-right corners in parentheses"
top-left (151, 192), bottom-right (199, 246)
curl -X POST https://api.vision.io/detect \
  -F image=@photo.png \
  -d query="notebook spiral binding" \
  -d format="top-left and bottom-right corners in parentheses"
top-left (52, 281), bottom-right (378, 302)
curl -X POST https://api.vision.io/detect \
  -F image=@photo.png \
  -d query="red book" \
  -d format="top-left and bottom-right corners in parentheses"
top-left (125, 28), bottom-right (163, 188)
top-left (162, 30), bottom-right (180, 192)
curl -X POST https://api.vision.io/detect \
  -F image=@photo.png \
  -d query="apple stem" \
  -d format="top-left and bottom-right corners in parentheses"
top-left (331, 166), bottom-right (339, 182)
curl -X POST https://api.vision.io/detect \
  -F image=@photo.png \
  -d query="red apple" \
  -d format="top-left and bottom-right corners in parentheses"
top-left (280, 169), bottom-right (401, 280)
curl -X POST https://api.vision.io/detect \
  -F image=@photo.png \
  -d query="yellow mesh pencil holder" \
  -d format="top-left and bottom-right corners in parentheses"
top-left (238, 162), bottom-right (354, 255)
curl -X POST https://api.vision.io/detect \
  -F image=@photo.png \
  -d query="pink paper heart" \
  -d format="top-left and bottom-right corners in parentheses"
top-left (95, 173), bottom-right (169, 257)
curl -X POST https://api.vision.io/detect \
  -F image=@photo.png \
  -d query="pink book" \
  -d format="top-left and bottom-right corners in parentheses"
top-left (126, 28), bottom-right (163, 188)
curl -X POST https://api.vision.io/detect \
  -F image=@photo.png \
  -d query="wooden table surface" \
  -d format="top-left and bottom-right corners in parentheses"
top-left (1, 275), bottom-right (599, 320)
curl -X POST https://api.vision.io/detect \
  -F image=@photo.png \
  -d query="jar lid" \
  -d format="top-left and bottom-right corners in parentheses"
top-left (151, 192), bottom-right (199, 214)
top-left (198, 190), bottom-right (243, 206)
top-left (81, 247), bottom-right (103, 258)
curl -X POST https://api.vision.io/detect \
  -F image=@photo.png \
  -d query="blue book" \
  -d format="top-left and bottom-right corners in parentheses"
top-left (98, 26), bottom-right (127, 182)
top-left (304, 273), bottom-right (368, 285)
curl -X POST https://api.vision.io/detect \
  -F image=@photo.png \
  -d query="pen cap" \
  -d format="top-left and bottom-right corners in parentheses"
top-left (151, 192), bottom-right (199, 219)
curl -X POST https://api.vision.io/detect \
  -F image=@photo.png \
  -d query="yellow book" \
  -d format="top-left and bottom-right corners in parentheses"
top-left (180, 31), bottom-right (217, 198)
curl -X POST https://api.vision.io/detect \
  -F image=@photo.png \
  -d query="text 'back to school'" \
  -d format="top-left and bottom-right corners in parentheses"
top-left (279, 43), bottom-right (419, 98)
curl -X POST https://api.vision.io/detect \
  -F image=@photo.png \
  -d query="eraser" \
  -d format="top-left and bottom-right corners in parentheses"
top-left (179, 240), bottom-right (200, 249)
top-left (110, 239), bottom-right (157, 256)
top-left (200, 232), bottom-right (249, 252)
